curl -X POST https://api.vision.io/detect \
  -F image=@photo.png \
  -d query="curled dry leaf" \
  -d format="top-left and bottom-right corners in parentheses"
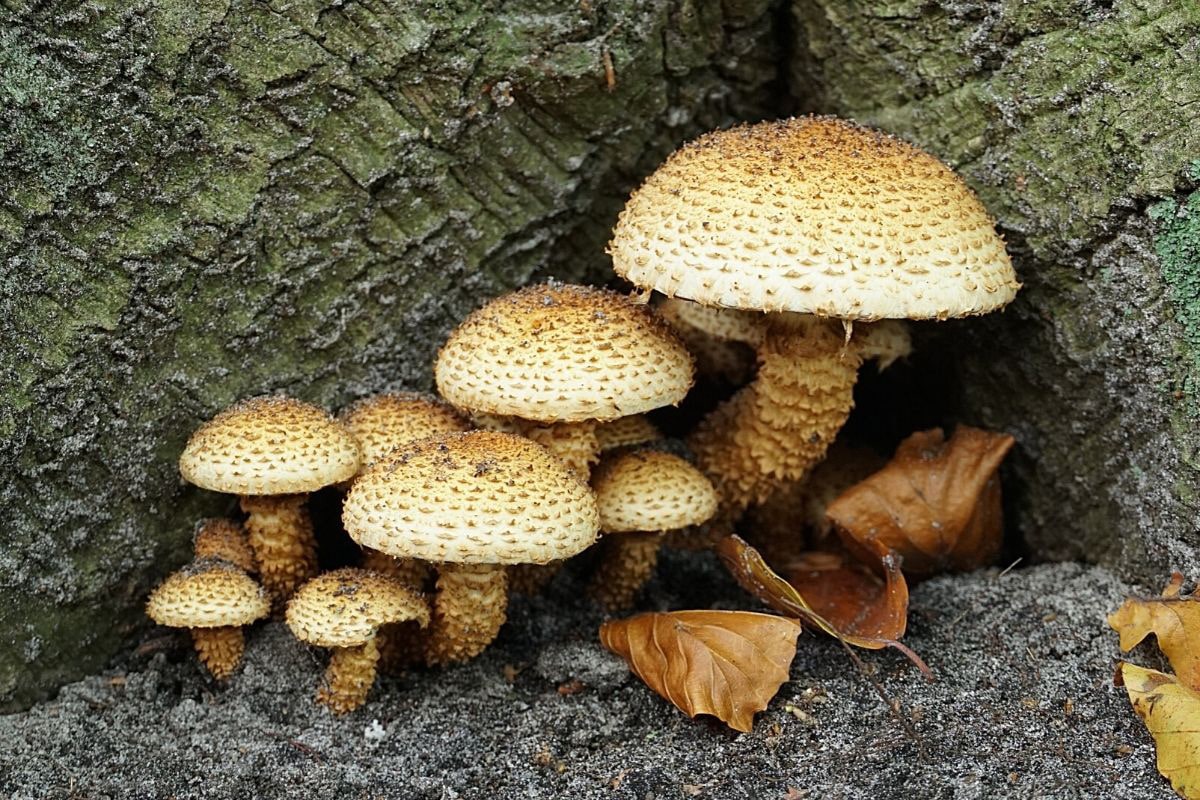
top-left (826, 426), bottom-right (1014, 578)
top-left (1116, 662), bottom-right (1200, 799)
top-left (598, 610), bottom-right (801, 733)
top-left (780, 548), bottom-right (909, 646)
top-left (716, 535), bottom-right (929, 676)
top-left (1109, 573), bottom-right (1200, 691)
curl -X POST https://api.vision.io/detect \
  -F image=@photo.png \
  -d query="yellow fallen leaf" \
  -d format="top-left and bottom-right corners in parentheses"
top-left (1116, 662), bottom-right (1200, 798)
top-left (598, 610), bottom-right (801, 733)
top-left (1109, 574), bottom-right (1200, 691)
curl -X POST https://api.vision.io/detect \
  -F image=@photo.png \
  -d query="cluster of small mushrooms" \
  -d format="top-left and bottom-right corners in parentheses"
top-left (147, 116), bottom-right (1019, 714)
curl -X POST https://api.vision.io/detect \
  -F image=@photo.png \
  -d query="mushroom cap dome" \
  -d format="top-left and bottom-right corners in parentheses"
top-left (592, 450), bottom-right (718, 533)
top-left (180, 396), bottom-right (361, 495)
top-left (435, 283), bottom-right (694, 423)
top-left (340, 392), bottom-right (471, 468)
top-left (343, 431), bottom-right (599, 565)
top-left (146, 559), bottom-right (270, 628)
top-left (285, 568), bottom-right (430, 648)
top-left (609, 116), bottom-right (1020, 321)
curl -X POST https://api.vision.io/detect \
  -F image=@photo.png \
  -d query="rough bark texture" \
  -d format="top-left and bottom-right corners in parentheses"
top-left (0, 0), bottom-right (783, 710)
top-left (790, 0), bottom-right (1200, 576)
top-left (2, 0), bottom-right (1198, 713)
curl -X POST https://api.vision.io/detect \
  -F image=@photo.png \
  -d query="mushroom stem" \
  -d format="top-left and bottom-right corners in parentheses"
top-left (425, 564), bottom-right (508, 666)
top-left (589, 533), bottom-right (661, 611)
top-left (358, 551), bottom-right (431, 672)
top-left (317, 638), bottom-right (381, 714)
top-left (191, 626), bottom-right (245, 680)
top-left (240, 494), bottom-right (319, 601)
top-left (688, 316), bottom-right (861, 520)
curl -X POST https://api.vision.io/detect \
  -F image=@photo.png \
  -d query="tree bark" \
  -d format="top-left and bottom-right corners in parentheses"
top-left (0, 0), bottom-right (784, 710)
top-left (790, 0), bottom-right (1200, 579)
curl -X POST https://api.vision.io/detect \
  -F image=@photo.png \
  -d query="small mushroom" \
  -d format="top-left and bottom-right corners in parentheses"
top-left (609, 116), bottom-right (1019, 521)
top-left (145, 558), bottom-right (270, 679)
top-left (192, 518), bottom-right (257, 573)
top-left (342, 431), bottom-right (599, 665)
top-left (179, 396), bottom-right (361, 601)
top-left (588, 450), bottom-right (718, 611)
top-left (657, 296), bottom-right (763, 386)
top-left (286, 568), bottom-right (430, 714)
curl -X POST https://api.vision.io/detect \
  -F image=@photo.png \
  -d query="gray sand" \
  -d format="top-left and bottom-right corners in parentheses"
top-left (0, 555), bottom-right (1174, 799)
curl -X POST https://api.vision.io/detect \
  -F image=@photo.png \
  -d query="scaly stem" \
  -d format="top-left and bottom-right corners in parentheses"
top-left (425, 564), bottom-right (508, 666)
top-left (191, 626), bottom-right (245, 680)
top-left (317, 639), bottom-right (381, 714)
top-left (589, 533), bottom-right (661, 611)
top-left (240, 494), bottom-right (319, 602)
top-left (689, 316), bottom-right (860, 521)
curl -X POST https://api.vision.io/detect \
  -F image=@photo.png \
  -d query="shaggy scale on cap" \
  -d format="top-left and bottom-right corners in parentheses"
top-left (285, 568), bottom-right (429, 648)
top-left (343, 431), bottom-right (599, 565)
top-left (609, 116), bottom-right (1020, 321)
top-left (180, 396), bottom-right (361, 495)
top-left (435, 284), bottom-right (694, 423)
top-left (340, 393), bottom-right (470, 467)
top-left (146, 560), bottom-right (270, 629)
top-left (592, 451), bottom-right (718, 533)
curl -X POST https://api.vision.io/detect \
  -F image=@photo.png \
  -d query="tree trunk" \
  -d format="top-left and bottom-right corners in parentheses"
top-left (0, 0), bottom-right (784, 710)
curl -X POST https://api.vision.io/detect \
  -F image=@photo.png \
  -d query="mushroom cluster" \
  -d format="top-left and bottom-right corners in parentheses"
top-left (146, 115), bottom-right (1016, 716)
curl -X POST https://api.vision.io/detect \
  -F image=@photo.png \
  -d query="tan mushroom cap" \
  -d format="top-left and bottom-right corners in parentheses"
top-left (343, 431), bottom-right (599, 565)
top-left (180, 396), bottom-right (361, 495)
top-left (146, 559), bottom-right (270, 628)
top-left (435, 283), bottom-right (694, 423)
top-left (609, 116), bottom-right (1020, 321)
top-left (592, 451), bottom-right (718, 533)
top-left (340, 392), bottom-right (471, 467)
top-left (285, 568), bottom-right (430, 648)
top-left (659, 297), bottom-right (766, 345)
top-left (595, 415), bottom-right (662, 452)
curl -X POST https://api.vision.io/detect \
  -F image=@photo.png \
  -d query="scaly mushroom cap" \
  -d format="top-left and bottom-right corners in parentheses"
top-left (192, 518), bottom-right (256, 573)
top-left (146, 559), bottom-right (270, 628)
top-left (610, 116), bottom-right (1020, 321)
top-left (595, 415), bottom-right (662, 452)
top-left (343, 431), bottom-right (599, 565)
top-left (658, 297), bottom-right (766, 345)
top-left (340, 392), bottom-right (471, 467)
top-left (591, 450), bottom-right (718, 533)
top-left (435, 283), bottom-right (694, 423)
top-left (285, 568), bottom-right (430, 648)
top-left (180, 396), bottom-right (361, 495)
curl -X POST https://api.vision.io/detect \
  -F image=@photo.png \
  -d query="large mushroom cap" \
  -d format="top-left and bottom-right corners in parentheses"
top-left (343, 431), bottom-right (600, 565)
top-left (146, 559), bottom-right (270, 628)
top-left (340, 392), bottom-right (471, 467)
top-left (434, 283), bottom-right (694, 423)
top-left (285, 568), bottom-right (430, 648)
top-left (180, 396), bottom-right (361, 495)
top-left (592, 450), bottom-right (718, 533)
top-left (609, 116), bottom-right (1020, 321)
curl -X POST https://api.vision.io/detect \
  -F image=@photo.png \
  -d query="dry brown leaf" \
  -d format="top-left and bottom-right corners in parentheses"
top-left (1109, 574), bottom-right (1200, 691)
top-left (780, 547), bottom-right (909, 645)
top-left (1116, 662), bottom-right (1200, 798)
top-left (826, 426), bottom-right (1014, 578)
top-left (598, 610), bottom-right (801, 733)
top-left (717, 535), bottom-right (929, 675)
